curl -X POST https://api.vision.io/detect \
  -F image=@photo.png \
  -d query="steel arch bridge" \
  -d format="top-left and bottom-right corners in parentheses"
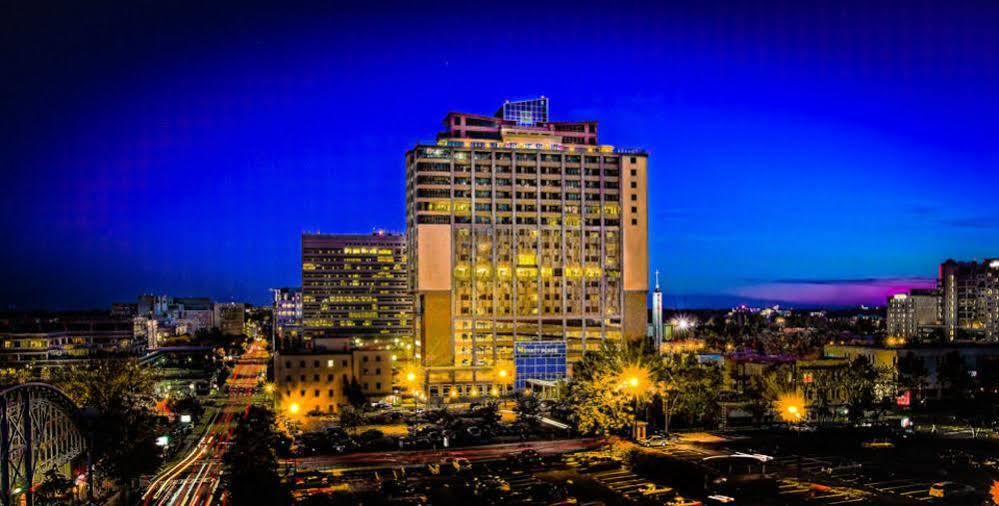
top-left (0, 382), bottom-right (87, 506)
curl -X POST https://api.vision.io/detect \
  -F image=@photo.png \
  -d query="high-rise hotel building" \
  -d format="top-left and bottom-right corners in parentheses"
top-left (940, 258), bottom-right (999, 341)
top-left (406, 98), bottom-right (649, 396)
top-left (301, 232), bottom-right (413, 348)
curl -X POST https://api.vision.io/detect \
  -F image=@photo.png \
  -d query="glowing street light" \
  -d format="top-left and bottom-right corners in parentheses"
top-left (288, 402), bottom-right (300, 415)
top-left (493, 362), bottom-right (514, 385)
top-left (671, 315), bottom-right (696, 332)
top-left (400, 364), bottom-right (423, 391)
top-left (775, 392), bottom-right (806, 423)
top-left (618, 364), bottom-right (652, 398)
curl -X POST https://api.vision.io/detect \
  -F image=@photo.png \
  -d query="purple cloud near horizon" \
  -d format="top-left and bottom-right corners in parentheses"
top-left (730, 277), bottom-right (938, 306)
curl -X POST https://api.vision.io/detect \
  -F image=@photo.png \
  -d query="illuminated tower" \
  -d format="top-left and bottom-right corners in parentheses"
top-left (652, 270), bottom-right (663, 350)
top-left (406, 97), bottom-right (649, 397)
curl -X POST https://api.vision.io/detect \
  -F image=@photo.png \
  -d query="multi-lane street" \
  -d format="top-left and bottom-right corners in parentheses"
top-left (287, 437), bottom-right (602, 473)
top-left (142, 341), bottom-right (270, 506)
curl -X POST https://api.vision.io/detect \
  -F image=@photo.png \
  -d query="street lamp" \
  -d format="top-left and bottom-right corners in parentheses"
top-left (776, 392), bottom-right (806, 423)
top-left (288, 402), bottom-right (300, 415)
top-left (775, 392), bottom-right (806, 474)
top-left (619, 364), bottom-right (652, 440)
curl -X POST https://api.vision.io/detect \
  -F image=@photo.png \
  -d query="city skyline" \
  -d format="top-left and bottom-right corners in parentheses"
top-left (4, 1), bottom-right (999, 310)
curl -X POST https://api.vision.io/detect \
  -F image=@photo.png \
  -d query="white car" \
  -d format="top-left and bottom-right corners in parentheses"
top-left (642, 435), bottom-right (670, 447)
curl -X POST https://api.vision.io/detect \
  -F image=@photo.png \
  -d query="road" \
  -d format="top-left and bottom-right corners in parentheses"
top-left (287, 437), bottom-right (602, 472)
top-left (142, 340), bottom-right (270, 506)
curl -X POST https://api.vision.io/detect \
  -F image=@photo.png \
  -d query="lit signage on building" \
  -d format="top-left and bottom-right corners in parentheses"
top-left (513, 340), bottom-right (566, 391)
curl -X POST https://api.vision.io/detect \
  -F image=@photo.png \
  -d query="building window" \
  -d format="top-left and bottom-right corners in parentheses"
top-left (376, 382), bottom-right (382, 390)
top-left (327, 374), bottom-right (333, 382)
top-left (632, 218), bottom-right (638, 225)
top-left (299, 361), bottom-right (305, 367)
top-left (314, 389), bottom-right (320, 397)
top-left (342, 360), bottom-right (348, 367)
top-left (375, 355), bottom-right (381, 362)
top-left (300, 389), bottom-right (305, 396)
top-left (630, 157), bottom-right (637, 164)
top-left (630, 169), bottom-right (637, 176)
top-left (328, 389), bottom-right (334, 397)
top-left (630, 181), bottom-right (637, 188)
top-left (363, 356), bottom-right (369, 363)
top-left (363, 383), bottom-right (369, 390)
top-left (285, 375), bottom-right (292, 382)
top-left (313, 374), bottom-right (319, 381)
top-left (375, 368), bottom-right (381, 375)
top-left (327, 360), bottom-right (334, 368)
top-left (300, 375), bottom-right (306, 381)
top-left (631, 206), bottom-right (637, 213)
top-left (285, 361), bottom-right (292, 368)
top-left (313, 360), bottom-right (320, 367)
top-left (631, 194), bottom-right (637, 201)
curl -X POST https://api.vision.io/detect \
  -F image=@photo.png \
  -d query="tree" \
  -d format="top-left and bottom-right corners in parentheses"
top-left (343, 377), bottom-right (367, 409)
top-left (51, 359), bottom-right (163, 502)
top-left (514, 393), bottom-right (541, 428)
top-left (338, 406), bottom-right (364, 436)
top-left (566, 344), bottom-right (647, 435)
top-left (743, 368), bottom-right (784, 424)
top-left (897, 352), bottom-right (928, 402)
top-left (660, 353), bottom-right (723, 433)
top-left (223, 405), bottom-right (290, 505)
top-left (937, 350), bottom-right (970, 398)
top-left (34, 469), bottom-right (73, 505)
top-left (471, 401), bottom-right (501, 430)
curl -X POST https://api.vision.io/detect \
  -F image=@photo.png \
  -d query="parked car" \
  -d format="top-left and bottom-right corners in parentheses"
top-left (928, 481), bottom-right (976, 500)
top-left (642, 435), bottom-right (671, 447)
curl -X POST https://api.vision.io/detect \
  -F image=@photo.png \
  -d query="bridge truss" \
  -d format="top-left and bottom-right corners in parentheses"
top-left (0, 383), bottom-right (86, 506)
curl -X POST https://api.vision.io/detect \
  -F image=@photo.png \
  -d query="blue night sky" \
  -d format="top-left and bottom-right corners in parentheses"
top-left (3, 1), bottom-right (998, 310)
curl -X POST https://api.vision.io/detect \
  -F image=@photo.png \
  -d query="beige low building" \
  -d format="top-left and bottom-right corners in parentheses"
top-left (274, 347), bottom-right (393, 416)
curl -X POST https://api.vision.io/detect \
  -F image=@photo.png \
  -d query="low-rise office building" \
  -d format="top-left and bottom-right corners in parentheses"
top-left (274, 346), bottom-right (393, 416)
top-left (0, 319), bottom-right (136, 365)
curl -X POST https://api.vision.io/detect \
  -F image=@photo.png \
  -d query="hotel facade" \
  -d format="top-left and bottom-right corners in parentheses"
top-left (406, 98), bottom-right (649, 396)
top-left (941, 258), bottom-right (999, 341)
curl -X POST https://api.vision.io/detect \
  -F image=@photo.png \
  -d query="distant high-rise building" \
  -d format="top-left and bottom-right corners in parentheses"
top-left (886, 289), bottom-right (941, 340)
top-left (272, 287), bottom-right (303, 347)
top-left (407, 97), bottom-right (649, 397)
top-left (652, 270), bottom-right (664, 350)
top-left (940, 258), bottom-right (999, 341)
top-left (301, 232), bottom-right (412, 348)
